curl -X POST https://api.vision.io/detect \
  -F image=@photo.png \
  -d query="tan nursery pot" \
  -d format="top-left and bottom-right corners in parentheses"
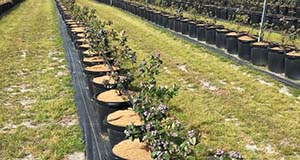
top-left (93, 89), bottom-right (131, 134)
top-left (105, 109), bottom-right (143, 148)
top-left (112, 139), bottom-right (152, 160)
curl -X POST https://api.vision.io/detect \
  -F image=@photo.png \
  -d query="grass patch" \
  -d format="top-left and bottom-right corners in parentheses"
top-left (0, 0), bottom-right (84, 159)
top-left (76, 0), bottom-right (300, 159)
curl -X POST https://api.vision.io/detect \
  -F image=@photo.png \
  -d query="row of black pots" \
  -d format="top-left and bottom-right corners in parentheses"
top-left (110, 0), bottom-right (300, 80)
top-left (201, 5), bottom-right (300, 29)
top-left (0, 0), bottom-right (23, 15)
top-left (56, 2), bottom-right (143, 159)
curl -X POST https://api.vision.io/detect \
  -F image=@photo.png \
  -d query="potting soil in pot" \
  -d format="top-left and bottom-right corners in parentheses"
top-left (84, 64), bottom-right (118, 73)
top-left (113, 139), bottom-right (152, 160)
top-left (92, 75), bottom-right (125, 85)
top-left (82, 50), bottom-right (98, 57)
top-left (83, 56), bottom-right (104, 63)
top-left (97, 89), bottom-right (129, 103)
top-left (107, 109), bottom-right (143, 127)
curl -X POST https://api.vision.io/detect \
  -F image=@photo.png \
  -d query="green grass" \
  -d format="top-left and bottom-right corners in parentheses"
top-left (0, 0), bottom-right (84, 159)
top-left (77, 0), bottom-right (300, 159)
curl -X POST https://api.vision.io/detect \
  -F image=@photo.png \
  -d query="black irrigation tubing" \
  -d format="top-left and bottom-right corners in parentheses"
top-left (53, 1), bottom-right (112, 160)
top-left (94, 0), bottom-right (300, 89)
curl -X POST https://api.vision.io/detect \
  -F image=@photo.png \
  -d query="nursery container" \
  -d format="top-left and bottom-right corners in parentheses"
top-left (162, 14), bottom-right (169, 28)
top-left (268, 47), bottom-right (286, 73)
top-left (188, 21), bottom-right (197, 38)
top-left (280, 5), bottom-right (289, 16)
top-left (220, 8), bottom-right (228, 20)
top-left (250, 11), bottom-right (261, 24)
top-left (104, 109), bottom-right (143, 148)
top-left (285, 17), bottom-right (298, 28)
top-left (285, 51), bottom-right (300, 80)
top-left (270, 15), bottom-right (281, 28)
top-left (215, 7), bottom-right (222, 18)
top-left (181, 19), bottom-right (190, 35)
top-left (112, 139), bottom-right (151, 160)
top-left (251, 42), bottom-right (269, 66)
top-left (238, 35), bottom-right (256, 61)
top-left (226, 32), bottom-right (240, 54)
top-left (168, 15), bottom-right (176, 30)
top-left (196, 23), bottom-right (208, 41)
top-left (216, 29), bottom-right (230, 48)
top-left (205, 25), bottom-right (224, 45)
top-left (227, 7), bottom-right (236, 20)
top-left (93, 89), bottom-right (131, 134)
top-left (296, 7), bottom-right (300, 18)
top-left (175, 18), bottom-right (182, 32)
top-left (91, 75), bottom-right (125, 96)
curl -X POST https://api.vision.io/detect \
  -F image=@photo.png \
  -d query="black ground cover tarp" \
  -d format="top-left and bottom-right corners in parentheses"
top-left (54, 1), bottom-right (112, 160)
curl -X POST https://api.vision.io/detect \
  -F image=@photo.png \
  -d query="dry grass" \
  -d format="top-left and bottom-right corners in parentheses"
top-left (0, 0), bottom-right (84, 159)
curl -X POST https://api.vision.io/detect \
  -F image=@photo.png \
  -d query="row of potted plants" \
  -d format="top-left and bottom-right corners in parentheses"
top-left (127, 0), bottom-right (300, 30)
top-left (104, 0), bottom-right (300, 81)
top-left (55, 0), bottom-right (246, 159)
top-left (190, 0), bottom-right (300, 16)
top-left (0, 0), bottom-right (23, 15)
top-left (55, 0), bottom-right (201, 159)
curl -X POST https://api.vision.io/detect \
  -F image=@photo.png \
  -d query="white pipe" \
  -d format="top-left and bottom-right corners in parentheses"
top-left (258, 0), bottom-right (268, 42)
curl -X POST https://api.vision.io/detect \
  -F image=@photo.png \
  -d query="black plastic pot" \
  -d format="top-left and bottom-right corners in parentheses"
top-left (286, 17), bottom-right (298, 28)
top-left (103, 118), bottom-right (126, 148)
top-left (196, 23), bottom-right (207, 41)
top-left (251, 42), bottom-right (269, 66)
top-left (296, 7), bottom-right (300, 18)
top-left (162, 14), bottom-right (168, 28)
top-left (227, 7), bottom-right (236, 20)
top-left (155, 11), bottom-right (161, 25)
top-left (220, 8), bottom-right (228, 20)
top-left (93, 92), bottom-right (131, 134)
top-left (271, 15), bottom-right (281, 28)
top-left (268, 47), bottom-right (286, 73)
top-left (168, 16), bottom-right (176, 30)
top-left (285, 52), bottom-right (300, 80)
top-left (216, 29), bottom-right (230, 48)
top-left (188, 21), bottom-right (197, 38)
top-left (205, 25), bottom-right (224, 45)
top-left (280, 5), bottom-right (289, 16)
top-left (181, 19), bottom-right (189, 35)
top-left (215, 7), bottom-right (222, 19)
top-left (175, 18), bottom-right (182, 32)
top-left (238, 36), bottom-right (256, 61)
top-left (226, 32), bottom-right (240, 54)
top-left (250, 11), bottom-right (261, 24)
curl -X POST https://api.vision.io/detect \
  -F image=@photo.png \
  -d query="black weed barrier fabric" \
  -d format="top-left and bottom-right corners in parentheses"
top-left (54, 1), bottom-right (112, 160)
